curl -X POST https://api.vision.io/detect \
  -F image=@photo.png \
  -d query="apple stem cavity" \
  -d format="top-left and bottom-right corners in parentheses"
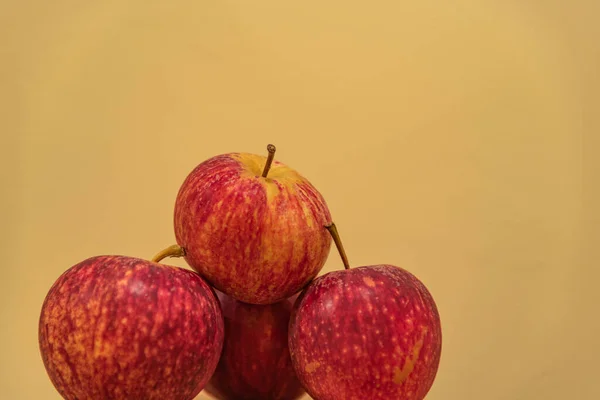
top-left (261, 144), bottom-right (277, 178)
top-left (152, 244), bottom-right (186, 263)
top-left (325, 223), bottom-right (350, 270)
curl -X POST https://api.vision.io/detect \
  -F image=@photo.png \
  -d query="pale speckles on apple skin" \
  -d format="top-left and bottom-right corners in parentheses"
top-left (289, 265), bottom-right (442, 400)
top-left (174, 153), bottom-right (332, 305)
top-left (39, 256), bottom-right (224, 400)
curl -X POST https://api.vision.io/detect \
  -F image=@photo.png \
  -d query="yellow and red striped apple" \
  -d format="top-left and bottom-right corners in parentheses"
top-left (38, 255), bottom-right (224, 400)
top-left (173, 145), bottom-right (332, 305)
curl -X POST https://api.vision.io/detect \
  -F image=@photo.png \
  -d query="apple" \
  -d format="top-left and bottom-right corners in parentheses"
top-left (38, 255), bottom-right (225, 400)
top-left (204, 290), bottom-right (305, 400)
top-left (166, 144), bottom-right (332, 305)
top-left (288, 225), bottom-right (442, 400)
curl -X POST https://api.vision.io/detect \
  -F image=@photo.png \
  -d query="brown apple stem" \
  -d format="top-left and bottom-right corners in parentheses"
top-left (325, 223), bottom-right (350, 269)
top-left (152, 244), bottom-right (186, 263)
top-left (261, 144), bottom-right (277, 177)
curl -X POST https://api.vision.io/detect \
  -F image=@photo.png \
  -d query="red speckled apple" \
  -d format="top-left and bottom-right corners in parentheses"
top-left (288, 225), bottom-right (442, 400)
top-left (159, 144), bottom-right (332, 305)
top-left (39, 255), bottom-right (224, 400)
top-left (204, 290), bottom-right (305, 400)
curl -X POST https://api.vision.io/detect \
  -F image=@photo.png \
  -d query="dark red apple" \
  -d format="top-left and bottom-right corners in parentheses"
top-left (204, 290), bottom-right (305, 400)
top-left (170, 144), bottom-right (332, 305)
top-left (288, 226), bottom-right (442, 400)
top-left (38, 255), bottom-right (225, 400)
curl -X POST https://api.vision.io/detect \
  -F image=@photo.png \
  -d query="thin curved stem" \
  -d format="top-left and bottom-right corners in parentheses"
top-left (152, 244), bottom-right (186, 263)
top-left (325, 223), bottom-right (350, 269)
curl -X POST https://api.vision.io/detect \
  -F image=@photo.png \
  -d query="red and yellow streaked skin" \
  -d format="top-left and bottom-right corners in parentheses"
top-left (289, 265), bottom-right (442, 400)
top-left (204, 292), bottom-right (305, 400)
top-left (38, 256), bottom-right (224, 400)
top-left (174, 152), bottom-right (332, 305)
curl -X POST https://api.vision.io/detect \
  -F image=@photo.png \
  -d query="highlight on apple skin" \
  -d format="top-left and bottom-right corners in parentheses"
top-left (288, 265), bottom-right (442, 400)
top-left (38, 255), bottom-right (225, 400)
top-left (173, 145), bottom-right (332, 305)
top-left (204, 290), bottom-right (305, 400)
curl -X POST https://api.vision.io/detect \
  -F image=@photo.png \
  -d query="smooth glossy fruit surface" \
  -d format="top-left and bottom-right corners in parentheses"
top-left (205, 291), bottom-right (305, 400)
top-left (289, 265), bottom-right (442, 400)
top-left (174, 152), bottom-right (332, 304)
top-left (39, 255), bottom-right (224, 400)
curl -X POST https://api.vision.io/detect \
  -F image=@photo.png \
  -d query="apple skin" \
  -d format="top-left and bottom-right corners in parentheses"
top-left (204, 290), bottom-right (305, 400)
top-left (174, 152), bottom-right (332, 305)
top-left (38, 255), bottom-right (225, 400)
top-left (288, 265), bottom-right (442, 400)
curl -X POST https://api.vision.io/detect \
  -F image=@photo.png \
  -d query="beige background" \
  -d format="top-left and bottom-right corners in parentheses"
top-left (1, 1), bottom-right (598, 399)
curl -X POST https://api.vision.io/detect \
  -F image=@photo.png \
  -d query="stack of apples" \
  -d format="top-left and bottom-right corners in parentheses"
top-left (39, 145), bottom-right (442, 400)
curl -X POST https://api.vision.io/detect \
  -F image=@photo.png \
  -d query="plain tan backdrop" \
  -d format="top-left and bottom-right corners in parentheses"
top-left (1, 1), bottom-right (598, 399)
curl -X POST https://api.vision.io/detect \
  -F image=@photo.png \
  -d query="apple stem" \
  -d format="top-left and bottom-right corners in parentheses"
top-left (325, 222), bottom-right (350, 269)
top-left (261, 144), bottom-right (277, 178)
top-left (152, 244), bottom-right (186, 263)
